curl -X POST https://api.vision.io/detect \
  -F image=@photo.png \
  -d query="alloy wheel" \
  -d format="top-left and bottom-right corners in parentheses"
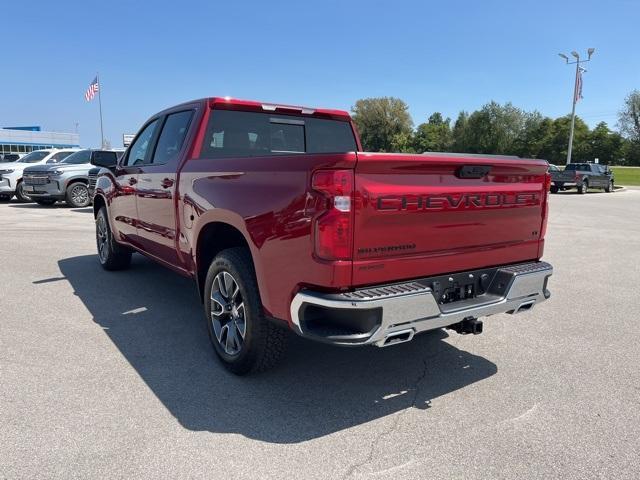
top-left (71, 185), bottom-right (89, 206)
top-left (96, 215), bottom-right (109, 263)
top-left (210, 271), bottom-right (246, 355)
top-left (17, 183), bottom-right (32, 202)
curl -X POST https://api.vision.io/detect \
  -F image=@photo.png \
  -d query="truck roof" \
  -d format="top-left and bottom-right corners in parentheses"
top-left (207, 97), bottom-right (352, 120)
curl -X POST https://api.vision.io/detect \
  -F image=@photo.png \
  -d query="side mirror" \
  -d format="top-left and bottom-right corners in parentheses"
top-left (91, 152), bottom-right (118, 169)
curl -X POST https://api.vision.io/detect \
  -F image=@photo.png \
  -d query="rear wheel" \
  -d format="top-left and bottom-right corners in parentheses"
top-left (550, 185), bottom-right (559, 194)
top-left (66, 182), bottom-right (90, 208)
top-left (96, 207), bottom-right (132, 270)
top-left (204, 247), bottom-right (287, 375)
top-left (578, 180), bottom-right (588, 194)
top-left (605, 180), bottom-right (614, 193)
top-left (15, 181), bottom-right (32, 202)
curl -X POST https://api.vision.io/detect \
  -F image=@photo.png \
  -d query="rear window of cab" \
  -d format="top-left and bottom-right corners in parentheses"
top-left (199, 109), bottom-right (357, 158)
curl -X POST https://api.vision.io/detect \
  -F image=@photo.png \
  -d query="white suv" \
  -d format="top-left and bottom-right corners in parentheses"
top-left (0, 149), bottom-right (79, 202)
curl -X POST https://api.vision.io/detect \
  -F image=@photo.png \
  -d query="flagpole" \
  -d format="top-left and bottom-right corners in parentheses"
top-left (566, 61), bottom-right (579, 165)
top-left (557, 49), bottom-right (595, 165)
top-left (97, 72), bottom-right (105, 149)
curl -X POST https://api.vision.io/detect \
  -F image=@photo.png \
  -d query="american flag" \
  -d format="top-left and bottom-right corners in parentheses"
top-left (574, 67), bottom-right (585, 103)
top-left (84, 76), bottom-right (99, 102)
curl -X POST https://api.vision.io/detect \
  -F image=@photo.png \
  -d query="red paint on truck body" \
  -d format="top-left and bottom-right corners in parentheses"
top-left (95, 97), bottom-right (550, 326)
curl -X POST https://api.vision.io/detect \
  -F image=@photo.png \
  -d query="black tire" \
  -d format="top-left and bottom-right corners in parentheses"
top-left (204, 247), bottom-right (287, 375)
top-left (65, 182), bottom-right (90, 208)
top-left (578, 180), bottom-right (588, 194)
top-left (605, 180), bottom-right (614, 193)
top-left (96, 207), bottom-right (132, 271)
top-left (35, 199), bottom-right (56, 206)
top-left (550, 185), bottom-right (559, 194)
top-left (15, 181), bottom-right (32, 203)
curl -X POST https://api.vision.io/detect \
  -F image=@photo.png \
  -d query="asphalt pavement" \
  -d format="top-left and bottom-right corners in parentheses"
top-left (1, 190), bottom-right (639, 479)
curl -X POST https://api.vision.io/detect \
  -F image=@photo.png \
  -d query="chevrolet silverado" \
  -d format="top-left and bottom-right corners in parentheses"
top-left (92, 97), bottom-right (553, 375)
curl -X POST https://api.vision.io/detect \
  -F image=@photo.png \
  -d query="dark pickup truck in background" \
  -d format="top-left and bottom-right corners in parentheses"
top-left (550, 162), bottom-right (614, 194)
top-left (91, 97), bottom-right (553, 375)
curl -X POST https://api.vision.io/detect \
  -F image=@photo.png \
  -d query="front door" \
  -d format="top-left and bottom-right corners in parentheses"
top-left (136, 109), bottom-right (195, 268)
top-left (110, 118), bottom-right (161, 246)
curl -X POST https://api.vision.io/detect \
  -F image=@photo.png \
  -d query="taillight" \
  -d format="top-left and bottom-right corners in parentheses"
top-left (312, 169), bottom-right (354, 261)
top-left (574, 173), bottom-right (580, 181)
top-left (540, 172), bottom-right (551, 238)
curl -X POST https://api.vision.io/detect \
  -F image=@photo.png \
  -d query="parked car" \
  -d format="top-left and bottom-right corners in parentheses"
top-left (22, 149), bottom-right (119, 207)
top-left (550, 162), bottom-right (614, 194)
top-left (0, 149), bottom-right (78, 202)
top-left (92, 97), bottom-right (553, 375)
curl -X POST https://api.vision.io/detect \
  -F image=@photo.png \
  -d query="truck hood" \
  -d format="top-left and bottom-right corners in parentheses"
top-left (23, 163), bottom-right (91, 174)
top-left (0, 161), bottom-right (41, 173)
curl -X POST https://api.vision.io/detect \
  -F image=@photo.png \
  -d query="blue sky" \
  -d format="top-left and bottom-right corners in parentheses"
top-left (2, 0), bottom-right (638, 148)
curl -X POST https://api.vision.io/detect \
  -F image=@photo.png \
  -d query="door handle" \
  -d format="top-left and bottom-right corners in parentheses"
top-left (128, 177), bottom-right (137, 185)
top-left (161, 178), bottom-right (174, 189)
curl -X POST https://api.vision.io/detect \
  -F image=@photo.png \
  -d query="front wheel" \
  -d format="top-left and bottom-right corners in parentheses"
top-left (96, 207), bottom-right (132, 270)
top-left (550, 185), bottom-right (559, 194)
top-left (578, 180), bottom-right (588, 194)
top-left (15, 182), bottom-right (32, 202)
top-left (605, 180), bottom-right (614, 193)
top-left (66, 183), bottom-right (90, 208)
top-left (204, 248), bottom-right (287, 375)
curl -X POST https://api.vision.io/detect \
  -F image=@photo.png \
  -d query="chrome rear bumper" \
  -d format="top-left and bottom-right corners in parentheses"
top-left (290, 261), bottom-right (552, 347)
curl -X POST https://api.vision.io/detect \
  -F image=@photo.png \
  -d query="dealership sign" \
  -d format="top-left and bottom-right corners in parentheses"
top-left (122, 134), bottom-right (135, 147)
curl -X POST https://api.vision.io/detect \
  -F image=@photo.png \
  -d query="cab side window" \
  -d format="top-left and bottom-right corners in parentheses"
top-left (125, 120), bottom-right (159, 166)
top-left (48, 151), bottom-right (73, 163)
top-left (151, 111), bottom-right (194, 165)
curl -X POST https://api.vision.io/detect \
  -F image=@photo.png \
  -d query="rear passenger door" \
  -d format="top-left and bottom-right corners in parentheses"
top-left (136, 109), bottom-right (196, 268)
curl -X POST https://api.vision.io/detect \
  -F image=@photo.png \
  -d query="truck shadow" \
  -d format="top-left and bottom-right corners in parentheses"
top-left (58, 254), bottom-right (497, 444)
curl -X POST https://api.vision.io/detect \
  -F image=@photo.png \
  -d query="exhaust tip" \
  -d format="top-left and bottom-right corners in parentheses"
top-left (514, 300), bottom-right (535, 314)
top-left (380, 329), bottom-right (415, 347)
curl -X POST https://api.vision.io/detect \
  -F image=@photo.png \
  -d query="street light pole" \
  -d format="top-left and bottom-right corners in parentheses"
top-left (558, 48), bottom-right (595, 165)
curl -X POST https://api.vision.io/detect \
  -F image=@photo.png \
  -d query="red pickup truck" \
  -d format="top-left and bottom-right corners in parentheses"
top-left (92, 97), bottom-right (553, 375)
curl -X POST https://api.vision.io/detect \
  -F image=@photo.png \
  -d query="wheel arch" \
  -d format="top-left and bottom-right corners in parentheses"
top-left (93, 193), bottom-right (106, 218)
top-left (195, 221), bottom-right (259, 304)
top-left (65, 177), bottom-right (89, 187)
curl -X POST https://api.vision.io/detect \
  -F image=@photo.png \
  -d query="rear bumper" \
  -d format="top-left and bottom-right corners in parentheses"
top-left (290, 261), bottom-right (553, 347)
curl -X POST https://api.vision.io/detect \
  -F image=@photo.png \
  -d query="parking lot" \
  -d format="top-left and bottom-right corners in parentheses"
top-left (1, 190), bottom-right (639, 479)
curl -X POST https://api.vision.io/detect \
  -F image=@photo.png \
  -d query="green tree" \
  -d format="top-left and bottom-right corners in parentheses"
top-left (617, 90), bottom-right (640, 141)
top-left (458, 102), bottom-right (527, 155)
top-left (532, 115), bottom-right (590, 164)
top-left (413, 112), bottom-right (452, 152)
top-left (621, 140), bottom-right (640, 166)
top-left (351, 97), bottom-right (413, 152)
top-left (583, 122), bottom-right (624, 165)
top-left (512, 112), bottom-right (553, 158)
top-left (451, 111), bottom-right (469, 151)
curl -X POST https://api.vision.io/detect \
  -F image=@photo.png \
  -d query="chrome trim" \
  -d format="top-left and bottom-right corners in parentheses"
top-left (289, 262), bottom-right (553, 347)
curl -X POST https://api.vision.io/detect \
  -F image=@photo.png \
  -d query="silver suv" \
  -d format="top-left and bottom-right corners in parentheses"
top-left (22, 150), bottom-right (119, 207)
top-left (0, 149), bottom-right (79, 202)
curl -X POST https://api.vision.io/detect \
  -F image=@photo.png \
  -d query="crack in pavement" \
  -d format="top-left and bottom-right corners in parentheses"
top-left (342, 358), bottom-right (431, 478)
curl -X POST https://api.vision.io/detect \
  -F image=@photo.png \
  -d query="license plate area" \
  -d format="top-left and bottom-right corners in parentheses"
top-left (420, 267), bottom-right (500, 305)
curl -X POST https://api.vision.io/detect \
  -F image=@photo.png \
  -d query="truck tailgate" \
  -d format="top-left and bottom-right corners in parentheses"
top-left (352, 153), bottom-right (549, 286)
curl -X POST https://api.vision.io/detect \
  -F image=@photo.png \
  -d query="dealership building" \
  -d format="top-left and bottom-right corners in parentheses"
top-left (0, 126), bottom-right (80, 155)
